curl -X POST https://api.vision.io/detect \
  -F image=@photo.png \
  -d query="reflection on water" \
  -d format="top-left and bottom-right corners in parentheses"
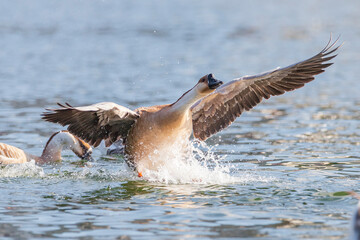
top-left (76, 182), bottom-right (155, 204)
top-left (0, 0), bottom-right (359, 239)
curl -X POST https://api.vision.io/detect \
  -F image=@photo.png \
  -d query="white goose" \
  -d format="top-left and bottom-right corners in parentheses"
top-left (42, 39), bottom-right (339, 176)
top-left (0, 131), bottom-right (92, 164)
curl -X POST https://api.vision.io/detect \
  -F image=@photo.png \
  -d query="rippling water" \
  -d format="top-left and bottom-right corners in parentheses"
top-left (0, 0), bottom-right (359, 239)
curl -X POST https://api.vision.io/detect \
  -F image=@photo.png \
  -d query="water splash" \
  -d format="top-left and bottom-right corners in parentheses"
top-left (50, 163), bottom-right (137, 182)
top-left (0, 141), bottom-right (274, 185)
top-left (0, 160), bottom-right (45, 178)
top-left (139, 140), bottom-right (272, 184)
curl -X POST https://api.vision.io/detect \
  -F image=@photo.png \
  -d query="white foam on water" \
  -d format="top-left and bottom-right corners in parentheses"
top-left (0, 141), bottom-right (275, 185)
top-left (68, 164), bottom-right (137, 182)
top-left (42, 160), bottom-right (136, 182)
top-left (0, 160), bottom-right (45, 178)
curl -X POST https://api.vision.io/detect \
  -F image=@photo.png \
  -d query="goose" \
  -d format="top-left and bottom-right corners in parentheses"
top-left (42, 39), bottom-right (339, 176)
top-left (0, 131), bottom-right (92, 164)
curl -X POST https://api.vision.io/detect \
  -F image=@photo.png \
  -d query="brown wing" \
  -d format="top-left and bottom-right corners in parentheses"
top-left (42, 102), bottom-right (139, 147)
top-left (191, 38), bottom-right (340, 141)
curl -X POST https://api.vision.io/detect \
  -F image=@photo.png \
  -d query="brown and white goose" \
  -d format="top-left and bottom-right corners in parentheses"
top-left (0, 131), bottom-right (92, 164)
top-left (42, 39), bottom-right (339, 175)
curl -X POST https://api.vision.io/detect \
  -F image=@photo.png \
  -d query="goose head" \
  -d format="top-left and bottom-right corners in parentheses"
top-left (56, 131), bottom-right (93, 160)
top-left (41, 131), bottom-right (93, 162)
top-left (196, 73), bottom-right (223, 94)
top-left (72, 136), bottom-right (93, 160)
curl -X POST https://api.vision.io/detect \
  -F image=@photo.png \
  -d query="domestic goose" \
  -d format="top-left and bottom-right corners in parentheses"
top-left (42, 39), bottom-right (339, 175)
top-left (0, 131), bottom-right (92, 164)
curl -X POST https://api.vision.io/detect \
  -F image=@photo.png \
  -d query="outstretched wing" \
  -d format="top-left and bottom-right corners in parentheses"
top-left (42, 102), bottom-right (139, 147)
top-left (191, 38), bottom-right (340, 141)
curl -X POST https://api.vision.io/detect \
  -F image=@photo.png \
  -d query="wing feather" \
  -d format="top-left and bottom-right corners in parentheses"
top-left (191, 38), bottom-right (340, 141)
top-left (42, 102), bottom-right (139, 147)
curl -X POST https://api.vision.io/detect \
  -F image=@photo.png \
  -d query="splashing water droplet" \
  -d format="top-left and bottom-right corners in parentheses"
top-left (138, 139), bottom-right (270, 184)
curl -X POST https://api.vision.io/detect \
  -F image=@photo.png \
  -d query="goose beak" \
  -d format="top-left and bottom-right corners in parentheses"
top-left (81, 149), bottom-right (93, 161)
top-left (208, 73), bottom-right (223, 89)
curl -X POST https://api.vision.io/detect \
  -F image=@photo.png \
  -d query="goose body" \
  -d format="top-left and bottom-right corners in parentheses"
top-left (0, 143), bottom-right (33, 164)
top-left (42, 39), bottom-right (339, 174)
top-left (0, 131), bottom-right (92, 164)
top-left (127, 83), bottom-right (219, 172)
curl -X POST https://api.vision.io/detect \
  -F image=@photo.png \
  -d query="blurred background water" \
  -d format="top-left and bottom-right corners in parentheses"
top-left (0, 0), bottom-right (359, 239)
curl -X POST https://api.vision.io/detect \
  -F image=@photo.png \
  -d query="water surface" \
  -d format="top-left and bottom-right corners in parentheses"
top-left (0, 0), bottom-right (359, 239)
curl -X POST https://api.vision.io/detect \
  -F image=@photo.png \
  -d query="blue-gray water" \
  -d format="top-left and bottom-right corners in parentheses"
top-left (0, 0), bottom-right (359, 239)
